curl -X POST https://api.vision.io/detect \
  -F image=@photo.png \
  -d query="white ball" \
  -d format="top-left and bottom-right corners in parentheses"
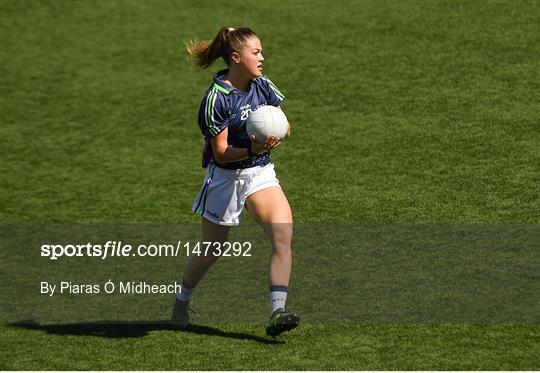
top-left (246, 105), bottom-right (289, 143)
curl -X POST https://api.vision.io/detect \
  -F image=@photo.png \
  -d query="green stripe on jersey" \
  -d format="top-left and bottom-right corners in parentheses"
top-left (213, 83), bottom-right (230, 94)
top-left (265, 77), bottom-right (285, 100)
top-left (206, 88), bottom-right (219, 136)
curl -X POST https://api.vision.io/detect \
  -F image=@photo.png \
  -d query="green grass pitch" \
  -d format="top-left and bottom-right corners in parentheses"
top-left (1, 0), bottom-right (539, 370)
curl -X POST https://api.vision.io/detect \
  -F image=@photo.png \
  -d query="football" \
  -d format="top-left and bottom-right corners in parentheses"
top-left (246, 105), bottom-right (289, 142)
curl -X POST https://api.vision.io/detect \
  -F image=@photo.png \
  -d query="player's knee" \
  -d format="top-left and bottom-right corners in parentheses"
top-left (272, 244), bottom-right (291, 258)
top-left (193, 252), bottom-right (220, 268)
top-left (270, 223), bottom-right (293, 254)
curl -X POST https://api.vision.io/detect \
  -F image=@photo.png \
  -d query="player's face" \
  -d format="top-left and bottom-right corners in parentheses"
top-left (237, 37), bottom-right (264, 78)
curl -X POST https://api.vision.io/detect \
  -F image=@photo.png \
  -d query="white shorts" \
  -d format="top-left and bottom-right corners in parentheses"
top-left (192, 163), bottom-right (280, 226)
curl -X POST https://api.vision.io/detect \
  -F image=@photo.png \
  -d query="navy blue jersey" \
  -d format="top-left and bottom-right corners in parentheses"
top-left (197, 69), bottom-right (284, 169)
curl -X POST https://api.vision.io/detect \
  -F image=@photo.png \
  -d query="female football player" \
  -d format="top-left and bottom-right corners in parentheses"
top-left (172, 27), bottom-right (299, 337)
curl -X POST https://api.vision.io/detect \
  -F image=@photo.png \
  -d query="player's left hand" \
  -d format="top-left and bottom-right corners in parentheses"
top-left (263, 135), bottom-right (281, 150)
top-left (250, 134), bottom-right (281, 153)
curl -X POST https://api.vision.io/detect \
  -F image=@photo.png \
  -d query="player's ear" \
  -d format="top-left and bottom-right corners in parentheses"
top-left (231, 51), bottom-right (241, 64)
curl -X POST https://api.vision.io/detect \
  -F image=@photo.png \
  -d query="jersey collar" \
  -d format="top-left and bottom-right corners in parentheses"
top-left (213, 69), bottom-right (234, 94)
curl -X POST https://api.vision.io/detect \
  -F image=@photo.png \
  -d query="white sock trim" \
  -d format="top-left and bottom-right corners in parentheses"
top-left (176, 284), bottom-right (194, 301)
top-left (270, 290), bottom-right (288, 315)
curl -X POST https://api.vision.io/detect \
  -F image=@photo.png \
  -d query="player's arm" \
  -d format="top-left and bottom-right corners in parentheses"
top-left (277, 105), bottom-right (291, 139)
top-left (211, 128), bottom-right (280, 164)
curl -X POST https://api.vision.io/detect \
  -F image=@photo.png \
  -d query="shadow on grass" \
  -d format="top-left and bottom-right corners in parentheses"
top-left (9, 320), bottom-right (283, 344)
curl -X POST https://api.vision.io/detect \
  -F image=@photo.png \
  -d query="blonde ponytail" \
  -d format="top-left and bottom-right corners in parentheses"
top-left (185, 27), bottom-right (257, 69)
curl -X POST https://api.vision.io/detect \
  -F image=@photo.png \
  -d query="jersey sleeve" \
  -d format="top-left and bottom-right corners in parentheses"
top-left (197, 88), bottom-right (230, 138)
top-left (260, 76), bottom-right (285, 106)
